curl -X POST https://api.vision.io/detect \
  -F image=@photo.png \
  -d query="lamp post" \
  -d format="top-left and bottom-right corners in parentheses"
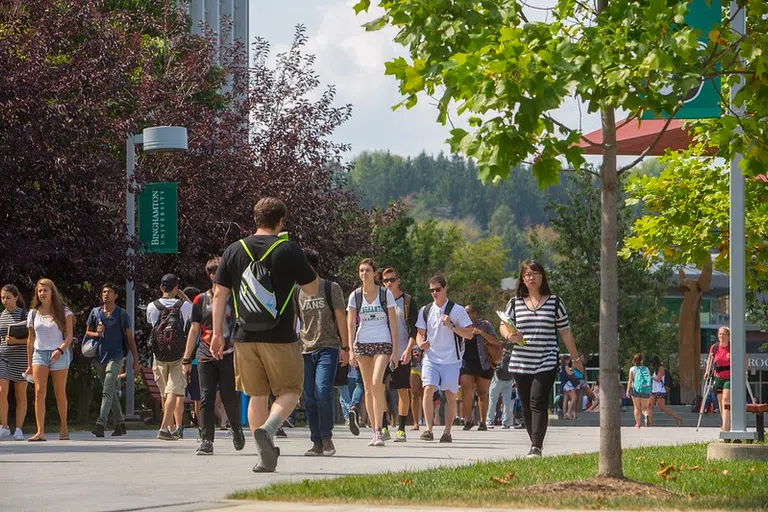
top-left (125, 126), bottom-right (188, 418)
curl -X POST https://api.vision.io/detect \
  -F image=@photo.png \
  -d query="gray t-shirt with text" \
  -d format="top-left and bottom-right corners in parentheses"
top-left (297, 279), bottom-right (346, 354)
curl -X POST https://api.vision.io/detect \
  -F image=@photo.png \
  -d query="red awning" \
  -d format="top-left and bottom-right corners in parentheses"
top-left (577, 118), bottom-right (699, 156)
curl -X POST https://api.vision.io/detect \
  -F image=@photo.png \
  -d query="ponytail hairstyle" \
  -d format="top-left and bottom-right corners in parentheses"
top-left (29, 278), bottom-right (68, 333)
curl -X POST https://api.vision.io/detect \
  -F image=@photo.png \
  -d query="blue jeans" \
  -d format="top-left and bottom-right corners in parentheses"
top-left (303, 348), bottom-right (339, 443)
top-left (486, 375), bottom-right (513, 426)
top-left (339, 366), bottom-right (364, 419)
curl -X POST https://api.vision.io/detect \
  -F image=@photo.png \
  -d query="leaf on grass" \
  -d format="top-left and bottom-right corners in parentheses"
top-left (721, 470), bottom-right (729, 476)
top-left (746, 467), bottom-right (756, 474)
top-left (685, 465), bottom-right (703, 471)
top-left (399, 478), bottom-right (413, 487)
top-left (490, 473), bottom-right (516, 485)
top-left (635, 456), bottom-right (646, 460)
top-left (657, 464), bottom-right (678, 481)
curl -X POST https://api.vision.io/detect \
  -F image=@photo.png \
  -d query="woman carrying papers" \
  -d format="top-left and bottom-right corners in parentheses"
top-left (499, 261), bottom-right (584, 458)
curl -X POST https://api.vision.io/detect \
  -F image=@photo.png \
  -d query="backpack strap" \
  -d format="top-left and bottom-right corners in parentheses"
top-left (404, 293), bottom-right (411, 323)
top-left (238, 237), bottom-right (286, 263)
top-left (153, 299), bottom-right (165, 312)
top-left (442, 301), bottom-right (462, 360)
top-left (324, 279), bottom-right (333, 310)
top-left (422, 304), bottom-right (432, 342)
top-left (354, 287), bottom-right (363, 324)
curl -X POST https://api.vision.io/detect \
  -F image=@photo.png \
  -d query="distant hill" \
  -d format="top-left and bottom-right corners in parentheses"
top-left (346, 150), bottom-right (568, 231)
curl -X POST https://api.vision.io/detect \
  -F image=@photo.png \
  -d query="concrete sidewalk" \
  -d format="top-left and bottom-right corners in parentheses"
top-left (0, 425), bottom-right (719, 511)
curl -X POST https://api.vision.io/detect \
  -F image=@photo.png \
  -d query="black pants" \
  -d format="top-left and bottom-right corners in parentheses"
top-left (512, 369), bottom-right (557, 449)
top-left (198, 353), bottom-right (241, 441)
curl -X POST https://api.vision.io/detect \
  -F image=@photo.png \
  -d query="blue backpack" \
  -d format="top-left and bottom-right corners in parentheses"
top-left (633, 366), bottom-right (652, 394)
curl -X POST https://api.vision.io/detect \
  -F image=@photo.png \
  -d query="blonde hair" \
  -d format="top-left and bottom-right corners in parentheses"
top-left (718, 326), bottom-right (731, 336)
top-left (29, 278), bottom-right (68, 333)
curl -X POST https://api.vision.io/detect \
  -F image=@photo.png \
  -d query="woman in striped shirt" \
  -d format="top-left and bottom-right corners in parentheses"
top-left (500, 261), bottom-right (583, 458)
top-left (0, 285), bottom-right (29, 440)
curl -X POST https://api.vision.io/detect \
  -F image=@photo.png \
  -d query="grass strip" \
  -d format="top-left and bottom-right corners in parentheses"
top-left (231, 443), bottom-right (768, 510)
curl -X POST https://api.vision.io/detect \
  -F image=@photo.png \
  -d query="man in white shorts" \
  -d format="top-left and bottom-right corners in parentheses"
top-left (415, 275), bottom-right (473, 443)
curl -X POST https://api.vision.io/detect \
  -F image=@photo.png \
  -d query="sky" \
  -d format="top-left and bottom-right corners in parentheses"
top-left (249, 1), bottom-right (607, 161)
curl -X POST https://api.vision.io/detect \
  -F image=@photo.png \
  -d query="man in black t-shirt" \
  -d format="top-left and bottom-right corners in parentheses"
top-left (182, 257), bottom-right (245, 456)
top-left (212, 197), bottom-right (318, 473)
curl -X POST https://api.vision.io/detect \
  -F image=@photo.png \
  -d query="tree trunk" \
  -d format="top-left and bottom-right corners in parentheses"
top-left (597, 104), bottom-right (623, 478)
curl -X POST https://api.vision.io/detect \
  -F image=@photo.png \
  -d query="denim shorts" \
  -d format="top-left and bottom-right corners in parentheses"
top-left (32, 348), bottom-right (72, 371)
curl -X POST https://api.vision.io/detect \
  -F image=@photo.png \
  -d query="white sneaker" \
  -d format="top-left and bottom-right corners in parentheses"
top-left (373, 432), bottom-right (385, 447)
top-left (0, 426), bottom-right (11, 440)
top-left (13, 428), bottom-right (24, 441)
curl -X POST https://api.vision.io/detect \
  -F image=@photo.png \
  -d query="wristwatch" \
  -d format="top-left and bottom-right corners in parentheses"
top-left (340, 346), bottom-right (350, 352)
top-left (182, 358), bottom-right (192, 365)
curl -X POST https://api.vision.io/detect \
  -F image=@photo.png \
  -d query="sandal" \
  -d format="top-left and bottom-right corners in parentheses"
top-left (28, 436), bottom-right (47, 442)
top-left (59, 432), bottom-right (70, 441)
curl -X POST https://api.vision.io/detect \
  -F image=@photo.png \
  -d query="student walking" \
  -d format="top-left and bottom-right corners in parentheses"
top-left (704, 327), bottom-right (736, 432)
top-left (486, 350), bottom-right (514, 428)
top-left (25, 278), bottom-right (74, 441)
top-left (648, 355), bottom-right (682, 426)
top-left (415, 275), bottom-right (474, 443)
top-left (147, 274), bottom-right (193, 440)
top-left (182, 258), bottom-right (245, 455)
top-left (409, 347), bottom-right (424, 430)
top-left (381, 267), bottom-right (417, 442)
top-left (212, 197), bottom-right (318, 473)
top-left (500, 261), bottom-right (582, 458)
top-left (347, 259), bottom-right (398, 447)
top-left (0, 285), bottom-right (29, 440)
top-left (85, 283), bottom-right (140, 437)
top-left (296, 249), bottom-right (350, 456)
top-left (626, 353), bottom-right (652, 428)
top-left (460, 305), bottom-right (500, 431)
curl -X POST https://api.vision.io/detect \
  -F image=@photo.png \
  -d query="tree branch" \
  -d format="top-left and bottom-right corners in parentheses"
top-left (617, 115), bottom-right (676, 175)
top-left (543, 114), bottom-right (604, 148)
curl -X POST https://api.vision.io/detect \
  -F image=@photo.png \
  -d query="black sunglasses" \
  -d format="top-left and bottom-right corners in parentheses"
top-left (429, 287), bottom-right (443, 293)
top-left (382, 277), bottom-right (398, 283)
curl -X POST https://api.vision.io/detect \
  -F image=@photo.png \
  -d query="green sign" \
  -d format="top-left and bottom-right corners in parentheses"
top-left (644, 0), bottom-right (721, 120)
top-left (138, 182), bottom-right (178, 254)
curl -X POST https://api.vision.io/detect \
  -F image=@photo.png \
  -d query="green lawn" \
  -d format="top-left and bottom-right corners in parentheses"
top-left (231, 443), bottom-right (768, 510)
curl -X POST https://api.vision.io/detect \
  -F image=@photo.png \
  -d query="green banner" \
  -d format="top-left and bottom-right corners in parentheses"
top-left (644, 0), bottom-right (721, 120)
top-left (138, 182), bottom-right (178, 254)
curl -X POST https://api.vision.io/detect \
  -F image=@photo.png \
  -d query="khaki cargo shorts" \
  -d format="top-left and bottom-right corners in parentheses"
top-left (152, 358), bottom-right (186, 397)
top-left (234, 341), bottom-right (303, 397)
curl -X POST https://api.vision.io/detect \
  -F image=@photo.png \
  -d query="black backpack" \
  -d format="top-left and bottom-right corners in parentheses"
top-left (663, 370), bottom-right (674, 390)
top-left (422, 301), bottom-right (463, 360)
top-left (149, 299), bottom-right (186, 362)
top-left (233, 237), bottom-right (294, 332)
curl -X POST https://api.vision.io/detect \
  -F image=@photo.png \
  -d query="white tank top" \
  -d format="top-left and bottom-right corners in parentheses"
top-left (652, 371), bottom-right (666, 393)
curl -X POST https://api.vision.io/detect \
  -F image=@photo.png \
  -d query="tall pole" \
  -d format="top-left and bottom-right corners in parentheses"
top-left (722, 1), bottom-right (753, 441)
top-left (125, 135), bottom-right (138, 419)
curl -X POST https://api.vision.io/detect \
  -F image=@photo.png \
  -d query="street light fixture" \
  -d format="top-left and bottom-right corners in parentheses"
top-left (125, 126), bottom-right (188, 418)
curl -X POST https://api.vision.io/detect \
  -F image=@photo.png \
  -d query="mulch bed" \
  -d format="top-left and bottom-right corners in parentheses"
top-left (519, 476), bottom-right (679, 500)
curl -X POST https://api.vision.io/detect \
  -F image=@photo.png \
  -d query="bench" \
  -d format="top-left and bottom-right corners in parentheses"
top-left (724, 403), bottom-right (767, 441)
top-left (139, 368), bottom-right (164, 422)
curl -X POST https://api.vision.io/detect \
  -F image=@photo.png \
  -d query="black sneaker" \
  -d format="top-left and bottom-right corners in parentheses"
top-left (439, 432), bottom-right (453, 443)
top-left (172, 427), bottom-right (184, 439)
top-left (275, 427), bottom-right (288, 438)
top-left (232, 427), bottom-right (245, 451)
top-left (514, 422), bottom-right (526, 430)
top-left (478, 423), bottom-right (488, 431)
top-left (453, 417), bottom-right (463, 426)
top-left (91, 424), bottom-right (105, 438)
top-left (111, 424), bottom-right (127, 437)
top-left (196, 440), bottom-right (214, 455)
top-left (462, 421), bottom-right (475, 431)
top-left (348, 408), bottom-right (360, 436)
top-left (526, 446), bottom-right (542, 458)
top-left (420, 430), bottom-right (434, 441)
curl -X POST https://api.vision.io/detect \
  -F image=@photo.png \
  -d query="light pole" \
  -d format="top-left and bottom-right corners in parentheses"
top-left (125, 126), bottom-right (188, 419)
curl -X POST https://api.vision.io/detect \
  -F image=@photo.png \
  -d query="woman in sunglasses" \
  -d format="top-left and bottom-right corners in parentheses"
top-left (500, 261), bottom-right (583, 458)
top-left (346, 259), bottom-right (398, 447)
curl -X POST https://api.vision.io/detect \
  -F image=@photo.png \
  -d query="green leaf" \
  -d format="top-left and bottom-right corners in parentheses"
top-left (353, 0), bottom-right (371, 15)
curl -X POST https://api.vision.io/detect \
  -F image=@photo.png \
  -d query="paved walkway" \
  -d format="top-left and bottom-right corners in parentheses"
top-left (0, 425), bottom-right (720, 511)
